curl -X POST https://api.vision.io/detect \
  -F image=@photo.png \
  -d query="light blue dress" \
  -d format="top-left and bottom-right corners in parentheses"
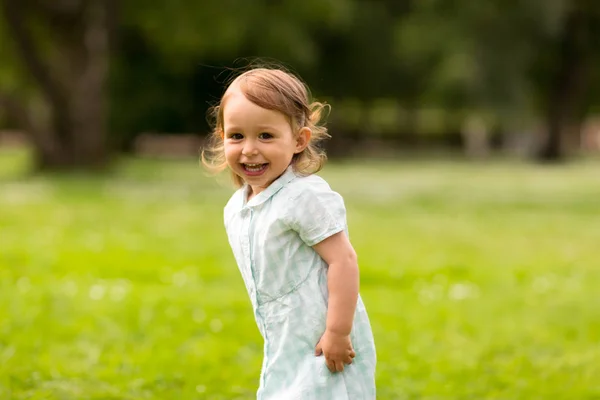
top-left (224, 166), bottom-right (376, 399)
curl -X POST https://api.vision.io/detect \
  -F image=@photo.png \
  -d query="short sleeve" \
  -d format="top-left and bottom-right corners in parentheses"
top-left (284, 184), bottom-right (347, 246)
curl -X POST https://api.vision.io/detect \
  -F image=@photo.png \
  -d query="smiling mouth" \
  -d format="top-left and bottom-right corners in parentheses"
top-left (241, 163), bottom-right (268, 175)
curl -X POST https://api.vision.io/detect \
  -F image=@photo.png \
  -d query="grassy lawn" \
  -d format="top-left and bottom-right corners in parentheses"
top-left (1, 149), bottom-right (600, 399)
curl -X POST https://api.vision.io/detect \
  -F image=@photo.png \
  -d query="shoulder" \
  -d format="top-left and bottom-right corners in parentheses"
top-left (282, 173), bottom-right (339, 202)
top-left (279, 173), bottom-right (347, 222)
top-left (279, 173), bottom-right (348, 245)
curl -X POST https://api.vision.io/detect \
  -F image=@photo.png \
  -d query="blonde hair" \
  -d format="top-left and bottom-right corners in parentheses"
top-left (201, 66), bottom-right (331, 187)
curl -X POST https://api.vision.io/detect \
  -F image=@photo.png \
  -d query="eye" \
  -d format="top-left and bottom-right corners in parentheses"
top-left (259, 132), bottom-right (273, 140)
top-left (227, 133), bottom-right (243, 140)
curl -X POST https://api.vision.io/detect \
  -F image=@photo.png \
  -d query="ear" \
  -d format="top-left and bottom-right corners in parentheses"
top-left (295, 127), bottom-right (311, 154)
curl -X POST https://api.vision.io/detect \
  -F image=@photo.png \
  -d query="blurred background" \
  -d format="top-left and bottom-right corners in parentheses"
top-left (1, 1), bottom-right (600, 399)
top-left (0, 0), bottom-right (599, 164)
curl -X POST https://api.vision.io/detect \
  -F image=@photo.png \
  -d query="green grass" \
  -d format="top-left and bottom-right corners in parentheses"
top-left (1, 149), bottom-right (600, 399)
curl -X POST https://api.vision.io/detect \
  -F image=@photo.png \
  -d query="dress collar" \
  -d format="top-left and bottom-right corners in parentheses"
top-left (241, 165), bottom-right (298, 208)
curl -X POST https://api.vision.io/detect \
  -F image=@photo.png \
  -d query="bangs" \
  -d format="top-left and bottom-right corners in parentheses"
top-left (237, 72), bottom-right (307, 124)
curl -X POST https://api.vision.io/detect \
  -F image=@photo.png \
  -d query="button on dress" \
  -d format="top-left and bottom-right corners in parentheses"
top-left (224, 166), bottom-right (376, 399)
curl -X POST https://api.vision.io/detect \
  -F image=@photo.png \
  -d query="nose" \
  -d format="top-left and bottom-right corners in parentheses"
top-left (242, 139), bottom-right (259, 156)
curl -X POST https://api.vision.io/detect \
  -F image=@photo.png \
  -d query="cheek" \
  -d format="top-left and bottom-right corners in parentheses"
top-left (224, 144), bottom-right (239, 162)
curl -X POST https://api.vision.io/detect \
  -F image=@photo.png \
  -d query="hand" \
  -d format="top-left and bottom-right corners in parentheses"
top-left (314, 330), bottom-right (356, 373)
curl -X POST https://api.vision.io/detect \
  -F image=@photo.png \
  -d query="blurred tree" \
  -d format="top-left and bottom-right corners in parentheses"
top-left (312, 0), bottom-right (405, 149)
top-left (400, 0), bottom-right (599, 160)
top-left (0, 0), bottom-right (116, 170)
top-left (2, 0), bottom-right (599, 167)
top-left (532, 0), bottom-right (600, 161)
top-left (111, 0), bottom-right (355, 149)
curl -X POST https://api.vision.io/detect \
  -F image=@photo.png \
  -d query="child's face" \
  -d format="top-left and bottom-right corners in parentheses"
top-left (222, 89), bottom-right (307, 195)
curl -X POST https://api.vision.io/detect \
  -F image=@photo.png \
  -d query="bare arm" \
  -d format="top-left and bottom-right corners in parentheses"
top-left (313, 231), bottom-right (359, 334)
top-left (312, 231), bottom-right (359, 372)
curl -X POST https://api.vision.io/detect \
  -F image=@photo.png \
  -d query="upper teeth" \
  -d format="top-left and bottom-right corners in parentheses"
top-left (246, 164), bottom-right (262, 166)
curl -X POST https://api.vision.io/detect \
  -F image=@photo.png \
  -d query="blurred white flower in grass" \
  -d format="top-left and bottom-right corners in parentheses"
top-left (83, 280), bottom-right (130, 301)
top-left (130, 378), bottom-right (146, 390)
top-left (89, 284), bottom-right (106, 300)
top-left (196, 385), bottom-right (206, 394)
top-left (417, 282), bottom-right (444, 304)
top-left (138, 306), bottom-right (154, 326)
top-left (172, 271), bottom-right (188, 287)
top-left (1, 345), bottom-right (16, 363)
top-left (162, 268), bottom-right (201, 288)
top-left (83, 343), bottom-right (102, 365)
top-left (230, 386), bottom-right (246, 395)
top-left (17, 276), bottom-right (31, 293)
top-left (210, 319), bottom-right (223, 333)
top-left (1, 182), bottom-right (54, 204)
top-left (109, 281), bottom-right (130, 302)
top-left (236, 345), bottom-right (256, 364)
top-left (62, 280), bottom-right (78, 297)
top-left (415, 279), bottom-right (480, 303)
top-left (82, 233), bottom-right (105, 253)
top-left (193, 309), bottom-right (206, 323)
top-left (564, 273), bottom-right (583, 292)
top-left (448, 282), bottom-right (480, 301)
top-left (532, 274), bottom-right (556, 294)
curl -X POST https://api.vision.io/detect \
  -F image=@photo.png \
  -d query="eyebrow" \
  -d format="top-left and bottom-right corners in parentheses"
top-left (224, 125), bottom-right (281, 133)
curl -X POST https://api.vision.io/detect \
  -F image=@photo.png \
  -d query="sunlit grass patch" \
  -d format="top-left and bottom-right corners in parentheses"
top-left (1, 151), bottom-right (599, 399)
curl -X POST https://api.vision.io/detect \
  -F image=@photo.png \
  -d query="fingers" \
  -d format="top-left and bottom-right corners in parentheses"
top-left (315, 341), bottom-right (322, 356)
top-left (325, 358), bottom-right (336, 373)
top-left (324, 354), bottom-right (356, 373)
top-left (343, 347), bottom-right (356, 363)
top-left (325, 359), bottom-right (344, 373)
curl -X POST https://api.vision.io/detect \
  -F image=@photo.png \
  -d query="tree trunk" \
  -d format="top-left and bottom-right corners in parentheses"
top-left (67, 0), bottom-right (110, 169)
top-left (538, 2), bottom-right (592, 162)
top-left (1, 0), bottom-right (112, 171)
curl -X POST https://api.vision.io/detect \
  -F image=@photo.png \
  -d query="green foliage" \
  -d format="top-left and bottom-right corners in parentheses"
top-left (0, 6), bottom-right (39, 113)
top-left (1, 150), bottom-right (600, 398)
top-left (3, 0), bottom-right (600, 153)
top-left (120, 0), bottom-right (353, 72)
top-left (109, 0), bottom-right (356, 142)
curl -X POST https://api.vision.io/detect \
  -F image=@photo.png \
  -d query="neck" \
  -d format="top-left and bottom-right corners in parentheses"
top-left (247, 185), bottom-right (261, 201)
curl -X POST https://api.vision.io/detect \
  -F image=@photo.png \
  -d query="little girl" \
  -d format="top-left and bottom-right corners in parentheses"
top-left (202, 66), bottom-right (376, 399)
